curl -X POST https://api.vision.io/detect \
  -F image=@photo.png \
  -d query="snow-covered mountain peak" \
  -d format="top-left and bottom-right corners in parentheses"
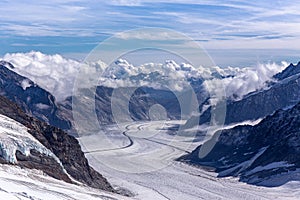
top-left (274, 61), bottom-right (300, 80)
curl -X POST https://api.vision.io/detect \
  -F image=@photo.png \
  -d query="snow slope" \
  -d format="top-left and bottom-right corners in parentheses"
top-left (0, 114), bottom-right (133, 199)
top-left (0, 164), bottom-right (133, 200)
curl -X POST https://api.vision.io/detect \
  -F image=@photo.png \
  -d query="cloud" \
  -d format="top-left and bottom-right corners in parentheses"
top-left (0, 0), bottom-right (300, 55)
top-left (115, 29), bottom-right (186, 40)
top-left (146, 1), bottom-right (300, 49)
top-left (204, 62), bottom-right (288, 102)
top-left (0, 0), bottom-right (299, 40)
top-left (2, 51), bottom-right (106, 101)
top-left (2, 52), bottom-right (289, 105)
top-left (0, 2), bottom-right (87, 23)
top-left (0, 51), bottom-right (210, 101)
top-left (109, 0), bottom-right (141, 6)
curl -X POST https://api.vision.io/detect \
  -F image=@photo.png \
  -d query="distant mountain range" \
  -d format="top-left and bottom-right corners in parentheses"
top-left (185, 61), bottom-right (300, 126)
top-left (0, 60), bottom-right (204, 135)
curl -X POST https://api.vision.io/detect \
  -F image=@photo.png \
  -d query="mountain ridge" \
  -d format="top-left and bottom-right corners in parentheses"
top-left (179, 101), bottom-right (300, 186)
top-left (183, 61), bottom-right (300, 128)
top-left (0, 60), bottom-right (72, 132)
top-left (0, 94), bottom-right (114, 192)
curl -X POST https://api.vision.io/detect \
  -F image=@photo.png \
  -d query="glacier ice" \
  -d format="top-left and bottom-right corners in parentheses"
top-left (0, 114), bottom-right (65, 168)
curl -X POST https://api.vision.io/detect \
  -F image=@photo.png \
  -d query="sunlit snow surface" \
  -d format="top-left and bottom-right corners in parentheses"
top-left (0, 164), bottom-right (132, 200)
top-left (80, 121), bottom-right (300, 200)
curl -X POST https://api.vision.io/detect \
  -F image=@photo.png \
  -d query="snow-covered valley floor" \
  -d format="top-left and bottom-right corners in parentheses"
top-left (80, 121), bottom-right (300, 200)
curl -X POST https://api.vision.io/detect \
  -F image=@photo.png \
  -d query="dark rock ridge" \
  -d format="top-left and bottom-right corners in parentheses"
top-left (0, 60), bottom-right (71, 131)
top-left (274, 61), bottom-right (300, 80)
top-left (184, 61), bottom-right (300, 127)
top-left (179, 102), bottom-right (300, 186)
top-left (0, 94), bottom-right (114, 192)
top-left (15, 149), bottom-right (72, 183)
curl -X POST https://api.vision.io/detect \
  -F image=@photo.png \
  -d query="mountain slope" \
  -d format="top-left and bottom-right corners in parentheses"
top-left (0, 60), bottom-right (71, 131)
top-left (0, 94), bottom-right (114, 191)
top-left (179, 102), bottom-right (300, 186)
top-left (0, 113), bottom-right (72, 183)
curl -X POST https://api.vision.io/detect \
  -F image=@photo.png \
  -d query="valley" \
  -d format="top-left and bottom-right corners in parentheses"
top-left (80, 121), bottom-right (300, 200)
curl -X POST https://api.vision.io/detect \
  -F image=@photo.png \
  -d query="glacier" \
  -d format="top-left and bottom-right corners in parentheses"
top-left (80, 120), bottom-right (300, 200)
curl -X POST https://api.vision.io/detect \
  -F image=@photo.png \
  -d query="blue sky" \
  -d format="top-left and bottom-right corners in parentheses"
top-left (1, 0), bottom-right (300, 66)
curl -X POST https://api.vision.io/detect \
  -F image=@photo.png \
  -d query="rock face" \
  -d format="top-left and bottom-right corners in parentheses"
top-left (15, 149), bottom-right (72, 183)
top-left (179, 102), bottom-right (300, 186)
top-left (0, 61), bottom-right (71, 131)
top-left (0, 94), bottom-right (114, 192)
top-left (274, 62), bottom-right (300, 80)
top-left (62, 86), bottom-right (184, 127)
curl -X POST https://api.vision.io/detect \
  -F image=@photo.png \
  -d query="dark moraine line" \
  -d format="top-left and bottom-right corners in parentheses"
top-left (84, 125), bottom-right (134, 154)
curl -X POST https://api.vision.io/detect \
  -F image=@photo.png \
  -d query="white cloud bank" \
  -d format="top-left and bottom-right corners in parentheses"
top-left (1, 51), bottom-right (288, 103)
top-left (204, 62), bottom-right (288, 101)
top-left (2, 51), bottom-right (106, 101)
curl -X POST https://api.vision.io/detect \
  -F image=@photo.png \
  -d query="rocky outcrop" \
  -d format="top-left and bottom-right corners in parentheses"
top-left (0, 94), bottom-right (114, 192)
top-left (179, 102), bottom-right (300, 186)
top-left (15, 149), bottom-right (72, 183)
top-left (274, 61), bottom-right (300, 80)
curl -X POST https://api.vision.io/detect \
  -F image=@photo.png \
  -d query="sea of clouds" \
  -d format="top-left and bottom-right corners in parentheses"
top-left (2, 51), bottom-right (288, 102)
